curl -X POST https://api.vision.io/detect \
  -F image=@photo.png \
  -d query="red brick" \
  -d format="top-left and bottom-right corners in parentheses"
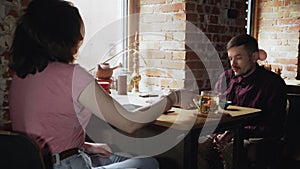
top-left (174, 13), bottom-right (186, 20)
top-left (209, 15), bottom-right (219, 24)
top-left (274, 58), bottom-right (298, 65)
top-left (186, 3), bottom-right (196, 12)
top-left (186, 51), bottom-right (200, 60)
top-left (161, 3), bottom-right (185, 13)
top-left (285, 65), bottom-right (297, 72)
top-left (196, 5), bottom-right (204, 13)
top-left (207, 25), bottom-right (225, 33)
top-left (286, 25), bottom-right (300, 31)
top-left (186, 61), bottom-right (205, 69)
top-left (187, 14), bottom-right (198, 22)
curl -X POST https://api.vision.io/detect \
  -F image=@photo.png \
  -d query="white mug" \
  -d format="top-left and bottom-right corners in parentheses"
top-left (117, 74), bottom-right (127, 95)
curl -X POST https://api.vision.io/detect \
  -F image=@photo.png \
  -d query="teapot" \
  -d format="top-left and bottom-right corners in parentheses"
top-left (96, 63), bottom-right (121, 79)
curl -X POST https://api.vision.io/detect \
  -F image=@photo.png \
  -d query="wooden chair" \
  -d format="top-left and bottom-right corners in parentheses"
top-left (0, 130), bottom-right (52, 169)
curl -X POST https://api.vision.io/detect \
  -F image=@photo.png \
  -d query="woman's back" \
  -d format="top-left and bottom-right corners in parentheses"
top-left (9, 62), bottom-right (93, 154)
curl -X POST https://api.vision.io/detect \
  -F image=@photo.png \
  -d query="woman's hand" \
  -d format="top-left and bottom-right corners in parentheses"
top-left (175, 89), bottom-right (198, 109)
top-left (83, 142), bottom-right (112, 158)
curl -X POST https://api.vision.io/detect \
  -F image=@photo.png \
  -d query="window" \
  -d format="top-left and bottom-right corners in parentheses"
top-left (246, 0), bottom-right (257, 37)
top-left (70, 0), bottom-right (128, 71)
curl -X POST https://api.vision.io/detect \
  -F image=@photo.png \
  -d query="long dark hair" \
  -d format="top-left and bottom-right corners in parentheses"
top-left (9, 0), bottom-right (84, 78)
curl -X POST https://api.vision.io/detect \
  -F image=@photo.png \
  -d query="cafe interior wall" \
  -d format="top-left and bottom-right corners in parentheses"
top-left (255, 0), bottom-right (300, 79)
top-left (0, 0), bottom-right (299, 129)
top-left (138, 0), bottom-right (247, 93)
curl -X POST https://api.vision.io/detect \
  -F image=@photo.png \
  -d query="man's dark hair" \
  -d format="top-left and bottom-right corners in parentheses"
top-left (226, 34), bottom-right (259, 57)
top-left (9, 0), bottom-right (83, 78)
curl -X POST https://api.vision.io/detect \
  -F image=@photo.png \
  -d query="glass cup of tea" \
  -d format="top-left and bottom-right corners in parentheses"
top-left (193, 90), bottom-right (220, 114)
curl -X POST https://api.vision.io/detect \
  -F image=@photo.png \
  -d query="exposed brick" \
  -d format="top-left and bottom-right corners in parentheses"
top-left (144, 69), bottom-right (166, 77)
top-left (207, 25), bottom-right (225, 33)
top-left (140, 6), bottom-right (155, 13)
top-left (139, 41), bottom-right (160, 50)
top-left (141, 0), bottom-right (166, 5)
top-left (142, 14), bottom-right (167, 23)
top-left (286, 65), bottom-right (298, 71)
top-left (259, 7), bottom-right (273, 13)
top-left (186, 60), bottom-right (205, 70)
top-left (209, 15), bottom-right (219, 24)
top-left (163, 78), bottom-right (185, 88)
top-left (174, 13), bottom-right (186, 20)
top-left (189, 69), bottom-right (209, 79)
top-left (277, 18), bottom-right (300, 25)
top-left (286, 25), bottom-right (300, 31)
top-left (139, 50), bottom-right (166, 59)
top-left (185, 3), bottom-right (196, 12)
top-left (162, 21), bottom-right (186, 31)
top-left (186, 14), bottom-right (198, 22)
top-left (140, 23), bottom-right (163, 32)
top-left (172, 51), bottom-right (186, 60)
top-left (259, 12), bottom-right (285, 19)
top-left (161, 3), bottom-right (185, 13)
top-left (274, 58), bottom-right (298, 65)
top-left (172, 32), bottom-right (185, 41)
top-left (262, 1), bottom-right (284, 7)
top-left (161, 60), bottom-right (185, 69)
top-left (159, 41), bottom-right (185, 50)
top-left (258, 19), bottom-right (277, 26)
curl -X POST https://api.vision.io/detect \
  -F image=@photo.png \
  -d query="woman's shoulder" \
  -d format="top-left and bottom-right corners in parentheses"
top-left (45, 62), bottom-right (93, 80)
top-left (47, 62), bottom-right (88, 74)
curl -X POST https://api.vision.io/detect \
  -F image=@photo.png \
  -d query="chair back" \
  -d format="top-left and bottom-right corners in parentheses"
top-left (0, 131), bottom-right (52, 169)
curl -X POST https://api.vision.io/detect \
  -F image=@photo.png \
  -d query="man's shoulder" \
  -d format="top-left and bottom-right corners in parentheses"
top-left (257, 66), bottom-right (286, 85)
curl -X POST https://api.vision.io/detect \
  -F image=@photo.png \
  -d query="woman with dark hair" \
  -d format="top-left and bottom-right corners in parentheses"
top-left (8, 0), bottom-right (196, 168)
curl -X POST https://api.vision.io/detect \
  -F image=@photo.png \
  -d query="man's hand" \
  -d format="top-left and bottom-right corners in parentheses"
top-left (213, 130), bottom-right (234, 151)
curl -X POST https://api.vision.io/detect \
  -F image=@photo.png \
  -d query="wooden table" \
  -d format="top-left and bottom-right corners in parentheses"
top-left (284, 78), bottom-right (300, 94)
top-left (111, 91), bottom-right (261, 169)
top-left (154, 106), bottom-right (261, 169)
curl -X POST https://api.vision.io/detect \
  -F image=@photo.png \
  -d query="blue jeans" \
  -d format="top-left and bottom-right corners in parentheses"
top-left (53, 150), bottom-right (159, 169)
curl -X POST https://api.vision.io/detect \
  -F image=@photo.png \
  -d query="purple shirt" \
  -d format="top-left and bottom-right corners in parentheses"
top-left (214, 65), bottom-right (287, 138)
top-left (9, 62), bottom-right (94, 154)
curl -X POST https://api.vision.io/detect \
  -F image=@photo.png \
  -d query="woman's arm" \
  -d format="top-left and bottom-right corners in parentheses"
top-left (78, 80), bottom-right (177, 133)
top-left (83, 142), bottom-right (112, 157)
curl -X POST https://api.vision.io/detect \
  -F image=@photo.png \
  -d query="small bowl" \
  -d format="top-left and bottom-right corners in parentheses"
top-left (219, 100), bottom-right (232, 110)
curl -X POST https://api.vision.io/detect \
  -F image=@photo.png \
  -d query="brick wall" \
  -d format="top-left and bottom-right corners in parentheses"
top-left (139, 0), bottom-right (247, 92)
top-left (256, 0), bottom-right (300, 78)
